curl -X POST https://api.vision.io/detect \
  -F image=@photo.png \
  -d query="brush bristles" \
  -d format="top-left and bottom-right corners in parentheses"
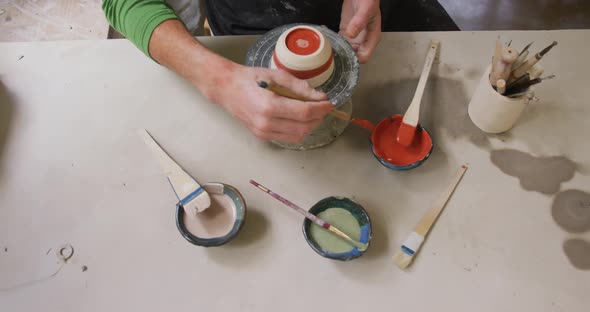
top-left (392, 249), bottom-right (414, 269)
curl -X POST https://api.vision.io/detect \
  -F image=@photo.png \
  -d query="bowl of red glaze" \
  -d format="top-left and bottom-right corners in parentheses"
top-left (369, 115), bottom-right (433, 170)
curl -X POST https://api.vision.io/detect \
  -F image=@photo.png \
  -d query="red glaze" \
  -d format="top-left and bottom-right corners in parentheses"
top-left (286, 28), bottom-right (321, 55)
top-left (370, 115), bottom-right (432, 167)
top-left (351, 118), bottom-right (375, 131)
top-left (273, 52), bottom-right (333, 80)
top-left (396, 122), bottom-right (417, 146)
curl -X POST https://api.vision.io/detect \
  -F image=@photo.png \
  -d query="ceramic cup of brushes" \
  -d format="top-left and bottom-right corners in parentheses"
top-left (468, 64), bottom-right (532, 133)
top-left (468, 40), bottom-right (557, 133)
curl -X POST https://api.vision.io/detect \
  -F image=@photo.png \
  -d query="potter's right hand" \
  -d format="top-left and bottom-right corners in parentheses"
top-left (204, 63), bottom-right (334, 143)
top-left (148, 20), bottom-right (333, 142)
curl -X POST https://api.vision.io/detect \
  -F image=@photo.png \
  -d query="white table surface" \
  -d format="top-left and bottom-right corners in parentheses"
top-left (0, 30), bottom-right (589, 311)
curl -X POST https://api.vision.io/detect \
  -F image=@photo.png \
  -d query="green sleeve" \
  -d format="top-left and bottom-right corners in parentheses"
top-left (102, 0), bottom-right (179, 58)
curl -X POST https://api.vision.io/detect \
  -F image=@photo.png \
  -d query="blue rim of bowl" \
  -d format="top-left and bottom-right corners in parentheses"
top-left (176, 183), bottom-right (247, 247)
top-left (369, 124), bottom-right (434, 171)
top-left (302, 196), bottom-right (372, 261)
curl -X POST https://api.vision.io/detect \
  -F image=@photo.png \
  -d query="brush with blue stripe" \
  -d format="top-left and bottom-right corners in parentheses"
top-left (138, 129), bottom-right (211, 216)
top-left (393, 165), bottom-right (468, 269)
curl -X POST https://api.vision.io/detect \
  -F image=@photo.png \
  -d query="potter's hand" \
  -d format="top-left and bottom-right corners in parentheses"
top-left (209, 64), bottom-right (333, 143)
top-left (340, 0), bottom-right (381, 64)
top-left (148, 20), bottom-right (332, 143)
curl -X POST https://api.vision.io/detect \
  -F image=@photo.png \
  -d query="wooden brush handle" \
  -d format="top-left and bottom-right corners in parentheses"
top-left (415, 165), bottom-right (468, 236)
top-left (138, 129), bottom-right (184, 175)
top-left (260, 81), bottom-right (351, 121)
top-left (403, 40), bottom-right (439, 126)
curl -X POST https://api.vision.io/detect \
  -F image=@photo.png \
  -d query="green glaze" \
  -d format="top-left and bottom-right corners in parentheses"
top-left (309, 208), bottom-right (361, 253)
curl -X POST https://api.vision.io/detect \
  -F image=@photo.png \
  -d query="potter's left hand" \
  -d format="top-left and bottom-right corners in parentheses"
top-left (339, 0), bottom-right (381, 64)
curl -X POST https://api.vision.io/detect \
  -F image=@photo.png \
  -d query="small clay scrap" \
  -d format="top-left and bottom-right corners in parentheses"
top-left (551, 189), bottom-right (590, 233)
top-left (563, 239), bottom-right (590, 270)
top-left (490, 149), bottom-right (576, 195)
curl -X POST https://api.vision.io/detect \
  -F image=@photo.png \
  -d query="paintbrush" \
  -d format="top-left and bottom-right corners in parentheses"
top-left (138, 129), bottom-right (211, 216)
top-left (506, 73), bottom-right (530, 90)
top-left (512, 41), bottom-right (558, 79)
top-left (510, 42), bottom-right (534, 72)
top-left (393, 165), bottom-right (468, 269)
top-left (496, 79), bottom-right (506, 95)
top-left (257, 81), bottom-right (351, 121)
top-left (511, 50), bottom-right (529, 71)
top-left (505, 75), bottom-right (555, 96)
top-left (507, 90), bottom-right (535, 99)
top-left (397, 40), bottom-right (439, 146)
top-left (528, 63), bottom-right (545, 79)
top-left (250, 180), bottom-right (368, 250)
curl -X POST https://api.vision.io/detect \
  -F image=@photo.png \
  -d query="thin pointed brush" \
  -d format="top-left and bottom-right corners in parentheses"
top-left (250, 180), bottom-right (367, 250)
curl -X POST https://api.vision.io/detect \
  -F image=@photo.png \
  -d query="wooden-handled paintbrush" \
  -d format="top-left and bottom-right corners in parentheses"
top-left (393, 165), bottom-right (468, 269)
top-left (250, 180), bottom-right (367, 250)
top-left (257, 80), bottom-right (351, 121)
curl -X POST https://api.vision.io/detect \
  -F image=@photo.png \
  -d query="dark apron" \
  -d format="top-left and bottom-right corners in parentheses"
top-left (203, 0), bottom-right (459, 36)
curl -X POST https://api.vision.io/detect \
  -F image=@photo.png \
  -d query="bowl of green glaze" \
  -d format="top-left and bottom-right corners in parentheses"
top-left (302, 196), bottom-right (372, 261)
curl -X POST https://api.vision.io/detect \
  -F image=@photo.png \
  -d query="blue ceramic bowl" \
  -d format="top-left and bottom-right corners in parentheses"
top-left (302, 197), bottom-right (372, 261)
top-left (369, 117), bottom-right (434, 171)
top-left (370, 140), bottom-right (433, 171)
top-left (176, 183), bottom-right (246, 247)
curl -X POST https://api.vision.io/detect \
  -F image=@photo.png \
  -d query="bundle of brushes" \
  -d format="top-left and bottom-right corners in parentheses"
top-left (488, 39), bottom-right (557, 98)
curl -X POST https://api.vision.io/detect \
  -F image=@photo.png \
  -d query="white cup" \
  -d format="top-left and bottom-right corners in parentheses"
top-left (468, 65), bottom-right (530, 133)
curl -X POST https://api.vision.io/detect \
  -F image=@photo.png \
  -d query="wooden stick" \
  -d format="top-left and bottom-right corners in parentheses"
top-left (496, 79), bottom-right (506, 95)
top-left (257, 81), bottom-right (351, 121)
top-left (490, 39), bottom-right (503, 85)
top-left (414, 165), bottom-right (468, 237)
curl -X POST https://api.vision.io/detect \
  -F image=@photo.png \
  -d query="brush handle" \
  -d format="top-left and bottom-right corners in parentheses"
top-left (415, 165), bottom-right (468, 236)
top-left (512, 55), bottom-right (540, 79)
top-left (511, 50), bottom-right (529, 70)
top-left (139, 129), bottom-right (184, 175)
top-left (328, 226), bottom-right (366, 249)
top-left (249, 180), bottom-right (328, 228)
top-left (258, 81), bottom-right (351, 121)
top-left (402, 40), bottom-right (439, 126)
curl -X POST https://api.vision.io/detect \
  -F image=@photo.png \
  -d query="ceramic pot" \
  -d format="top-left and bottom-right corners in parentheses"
top-left (270, 25), bottom-right (335, 88)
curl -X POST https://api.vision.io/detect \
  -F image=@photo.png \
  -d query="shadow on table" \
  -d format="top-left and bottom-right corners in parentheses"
top-left (350, 75), bottom-right (492, 149)
top-left (0, 80), bottom-right (15, 178)
top-left (206, 208), bottom-right (271, 266)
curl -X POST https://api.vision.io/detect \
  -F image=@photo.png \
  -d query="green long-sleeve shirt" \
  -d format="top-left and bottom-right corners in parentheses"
top-left (102, 0), bottom-right (179, 57)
